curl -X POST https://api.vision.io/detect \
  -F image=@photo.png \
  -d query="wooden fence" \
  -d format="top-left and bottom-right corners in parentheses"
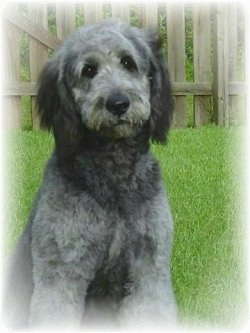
top-left (1, 1), bottom-right (247, 129)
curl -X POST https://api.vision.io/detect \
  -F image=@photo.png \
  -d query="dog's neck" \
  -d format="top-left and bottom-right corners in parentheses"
top-left (51, 126), bottom-right (159, 214)
top-left (55, 126), bottom-right (151, 180)
top-left (56, 122), bottom-right (150, 162)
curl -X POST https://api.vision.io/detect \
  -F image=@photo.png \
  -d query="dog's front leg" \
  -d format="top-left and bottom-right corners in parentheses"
top-left (120, 191), bottom-right (178, 329)
top-left (29, 264), bottom-right (91, 329)
top-left (119, 261), bottom-right (178, 329)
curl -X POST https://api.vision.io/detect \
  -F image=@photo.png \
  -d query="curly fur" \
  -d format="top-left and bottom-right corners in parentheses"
top-left (2, 20), bottom-right (177, 330)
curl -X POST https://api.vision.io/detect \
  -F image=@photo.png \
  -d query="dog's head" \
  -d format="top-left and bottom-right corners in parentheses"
top-left (37, 20), bottom-right (173, 155)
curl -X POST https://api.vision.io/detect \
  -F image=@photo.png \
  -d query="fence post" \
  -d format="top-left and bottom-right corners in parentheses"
top-left (28, 4), bottom-right (48, 130)
top-left (212, 4), bottom-right (229, 126)
top-left (193, 4), bottom-right (211, 126)
top-left (2, 3), bottom-right (21, 130)
top-left (167, 4), bottom-right (186, 128)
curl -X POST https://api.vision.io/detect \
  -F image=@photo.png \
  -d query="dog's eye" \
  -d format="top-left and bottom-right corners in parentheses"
top-left (121, 56), bottom-right (138, 72)
top-left (81, 64), bottom-right (98, 78)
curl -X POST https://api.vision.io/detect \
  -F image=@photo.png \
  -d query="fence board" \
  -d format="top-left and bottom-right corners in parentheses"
top-left (2, 6), bottom-right (21, 130)
top-left (173, 82), bottom-right (211, 95)
top-left (4, 81), bottom-right (247, 97)
top-left (213, 4), bottom-right (229, 126)
top-left (228, 3), bottom-right (239, 125)
top-left (84, 3), bottom-right (103, 24)
top-left (3, 82), bottom-right (37, 96)
top-left (56, 4), bottom-right (76, 40)
top-left (193, 4), bottom-right (211, 126)
top-left (167, 4), bottom-right (186, 128)
top-left (244, 5), bottom-right (248, 124)
top-left (141, 3), bottom-right (158, 28)
top-left (2, 3), bottom-right (61, 50)
top-left (28, 4), bottom-right (48, 129)
top-left (111, 3), bottom-right (130, 22)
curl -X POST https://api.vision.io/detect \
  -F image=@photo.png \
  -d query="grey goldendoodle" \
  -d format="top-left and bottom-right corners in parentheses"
top-left (3, 19), bottom-right (178, 329)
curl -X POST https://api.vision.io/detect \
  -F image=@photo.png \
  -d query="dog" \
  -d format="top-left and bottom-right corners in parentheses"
top-left (2, 19), bottom-right (178, 330)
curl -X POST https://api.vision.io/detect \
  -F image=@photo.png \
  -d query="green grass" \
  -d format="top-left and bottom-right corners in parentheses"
top-left (4, 127), bottom-right (247, 329)
top-left (152, 126), bottom-right (247, 328)
top-left (4, 132), bottom-right (54, 247)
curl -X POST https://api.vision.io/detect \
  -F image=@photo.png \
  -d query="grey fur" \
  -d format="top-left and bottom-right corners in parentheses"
top-left (2, 20), bottom-right (178, 330)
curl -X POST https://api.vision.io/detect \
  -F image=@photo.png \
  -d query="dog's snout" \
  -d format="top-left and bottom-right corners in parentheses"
top-left (106, 94), bottom-right (130, 116)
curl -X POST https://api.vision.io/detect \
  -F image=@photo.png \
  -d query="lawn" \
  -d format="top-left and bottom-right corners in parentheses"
top-left (4, 126), bottom-right (247, 329)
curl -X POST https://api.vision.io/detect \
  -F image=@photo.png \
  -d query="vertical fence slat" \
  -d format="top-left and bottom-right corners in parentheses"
top-left (84, 3), bottom-right (103, 24)
top-left (111, 3), bottom-right (130, 23)
top-left (141, 3), bottom-right (158, 28)
top-left (2, 4), bottom-right (21, 129)
top-left (228, 3), bottom-right (239, 125)
top-left (244, 4), bottom-right (248, 125)
top-left (56, 3), bottom-right (76, 40)
top-left (212, 4), bottom-right (229, 126)
top-left (167, 4), bottom-right (186, 128)
top-left (28, 4), bottom-right (48, 129)
top-left (193, 4), bottom-right (211, 126)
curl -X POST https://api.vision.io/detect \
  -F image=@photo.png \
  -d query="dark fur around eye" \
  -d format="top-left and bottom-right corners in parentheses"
top-left (120, 56), bottom-right (138, 72)
top-left (81, 63), bottom-right (98, 78)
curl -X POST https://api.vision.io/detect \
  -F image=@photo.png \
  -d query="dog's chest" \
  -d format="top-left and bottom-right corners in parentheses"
top-left (57, 152), bottom-right (158, 248)
top-left (84, 217), bottom-right (137, 301)
top-left (82, 200), bottom-right (159, 303)
top-left (34, 152), bottom-right (159, 276)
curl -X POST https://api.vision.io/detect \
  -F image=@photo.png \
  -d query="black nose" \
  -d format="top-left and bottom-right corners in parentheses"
top-left (106, 94), bottom-right (130, 116)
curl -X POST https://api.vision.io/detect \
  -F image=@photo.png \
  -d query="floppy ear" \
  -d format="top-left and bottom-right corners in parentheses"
top-left (37, 57), bottom-right (83, 160)
top-left (147, 32), bottom-right (174, 143)
top-left (37, 58), bottom-right (60, 129)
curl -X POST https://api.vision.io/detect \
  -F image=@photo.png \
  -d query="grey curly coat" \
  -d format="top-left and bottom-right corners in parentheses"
top-left (3, 19), bottom-right (178, 330)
